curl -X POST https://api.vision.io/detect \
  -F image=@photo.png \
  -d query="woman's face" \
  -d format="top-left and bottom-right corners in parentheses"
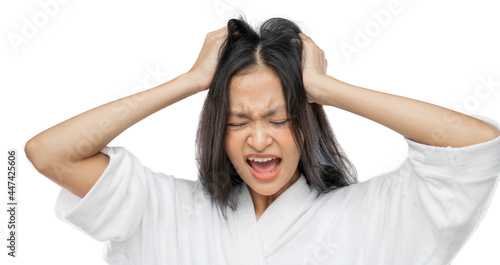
top-left (225, 66), bottom-right (301, 198)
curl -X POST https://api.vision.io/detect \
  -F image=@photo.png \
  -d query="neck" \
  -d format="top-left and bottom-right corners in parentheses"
top-left (248, 172), bottom-right (300, 220)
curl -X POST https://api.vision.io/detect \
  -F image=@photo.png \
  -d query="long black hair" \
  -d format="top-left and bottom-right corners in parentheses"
top-left (196, 17), bottom-right (357, 215)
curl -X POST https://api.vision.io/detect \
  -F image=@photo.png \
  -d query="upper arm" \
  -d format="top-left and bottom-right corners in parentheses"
top-left (25, 138), bottom-right (110, 198)
top-left (62, 152), bottom-right (110, 198)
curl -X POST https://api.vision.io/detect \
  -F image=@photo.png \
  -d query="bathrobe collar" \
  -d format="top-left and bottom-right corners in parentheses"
top-left (221, 174), bottom-right (319, 264)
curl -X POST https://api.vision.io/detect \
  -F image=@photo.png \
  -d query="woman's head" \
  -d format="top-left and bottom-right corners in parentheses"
top-left (225, 65), bottom-right (302, 201)
top-left (196, 18), bottom-right (357, 213)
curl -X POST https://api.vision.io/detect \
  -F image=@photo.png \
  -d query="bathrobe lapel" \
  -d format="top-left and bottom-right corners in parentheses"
top-left (221, 175), bottom-right (318, 264)
top-left (221, 184), bottom-right (267, 265)
top-left (256, 176), bottom-right (318, 255)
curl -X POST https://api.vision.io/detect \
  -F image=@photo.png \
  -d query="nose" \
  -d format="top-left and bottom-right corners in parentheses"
top-left (247, 122), bottom-right (273, 152)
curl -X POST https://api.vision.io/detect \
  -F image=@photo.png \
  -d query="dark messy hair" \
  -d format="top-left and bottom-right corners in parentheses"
top-left (196, 18), bottom-right (357, 215)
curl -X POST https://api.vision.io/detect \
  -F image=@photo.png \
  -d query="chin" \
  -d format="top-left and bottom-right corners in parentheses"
top-left (252, 186), bottom-right (280, 196)
top-left (246, 176), bottom-right (287, 196)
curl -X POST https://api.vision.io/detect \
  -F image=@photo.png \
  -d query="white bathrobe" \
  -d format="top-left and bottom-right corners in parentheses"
top-left (55, 121), bottom-right (500, 265)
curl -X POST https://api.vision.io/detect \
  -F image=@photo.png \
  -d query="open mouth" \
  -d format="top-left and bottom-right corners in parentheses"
top-left (246, 157), bottom-right (281, 180)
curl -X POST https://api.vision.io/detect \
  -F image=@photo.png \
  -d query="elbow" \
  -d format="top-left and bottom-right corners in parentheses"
top-left (468, 120), bottom-right (500, 146)
top-left (481, 123), bottom-right (500, 142)
top-left (25, 137), bottom-right (51, 175)
top-left (443, 119), bottom-right (500, 148)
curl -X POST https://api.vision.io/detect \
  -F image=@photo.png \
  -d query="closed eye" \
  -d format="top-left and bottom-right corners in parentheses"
top-left (228, 123), bottom-right (248, 128)
top-left (270, 119), bottom-right (289, 127)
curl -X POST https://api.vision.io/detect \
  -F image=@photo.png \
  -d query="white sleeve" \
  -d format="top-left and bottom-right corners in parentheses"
top-left (338, 117), bottom-right (500, 264)
top-left (401, 117), bottom-right (500, 258)
top-left (54, 146), bottom-right (162, 242)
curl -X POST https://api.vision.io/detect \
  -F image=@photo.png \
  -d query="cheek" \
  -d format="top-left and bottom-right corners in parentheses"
top-left (225, 132), bottom-right (245, 160)
top-left (275, 129), bottom-right (300, 160)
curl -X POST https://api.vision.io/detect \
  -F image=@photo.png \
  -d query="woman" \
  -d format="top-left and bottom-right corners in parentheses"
top-left (25, 18), bottom-right (500, 264)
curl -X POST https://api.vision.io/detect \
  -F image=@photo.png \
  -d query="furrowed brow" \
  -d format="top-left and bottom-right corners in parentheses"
top-left (264, 106), bottom-right (287, 118)
top-left (229, 106), bottom-right (287, 119)
top-left (229, 111), bottom-right (250, 119)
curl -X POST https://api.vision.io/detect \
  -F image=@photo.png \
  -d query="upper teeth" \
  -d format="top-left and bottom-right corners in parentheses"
top-left (248, 157), bottom-right (275, 162)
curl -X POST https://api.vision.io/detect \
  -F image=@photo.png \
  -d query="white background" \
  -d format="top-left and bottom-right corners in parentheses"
top-left (1, 0), bottom-right (499, 264)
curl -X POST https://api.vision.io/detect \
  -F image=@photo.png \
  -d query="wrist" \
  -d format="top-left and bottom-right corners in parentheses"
top-left (305, 73), bottom-right (333, 105)
top-left (179, 72), bottom-right (207, 94)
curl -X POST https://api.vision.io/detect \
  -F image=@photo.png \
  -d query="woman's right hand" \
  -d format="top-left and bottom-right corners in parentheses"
top-left (187, 26), bottom-right (228, 92)
top-left (25, 26), bottom-right (229, 199)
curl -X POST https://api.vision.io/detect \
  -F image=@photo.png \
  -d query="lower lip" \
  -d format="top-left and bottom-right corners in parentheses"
top-left (248, 160), bottom-right (281, 181)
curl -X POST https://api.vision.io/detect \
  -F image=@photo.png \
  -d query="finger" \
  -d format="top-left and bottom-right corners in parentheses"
top-left (214, 25), bottom-right (227, 33)
top-left (300, 32), bottom-right (319, 48)
top-left (215, 25), bottom-right (228, 36)
top-left (207, 26), bottom-right (228, 41)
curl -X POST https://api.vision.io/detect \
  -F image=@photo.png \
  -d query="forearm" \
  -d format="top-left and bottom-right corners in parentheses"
top-left (26, 73), bottom-right (198, 173)
top-left (313, 74), bottom-right (500, 147)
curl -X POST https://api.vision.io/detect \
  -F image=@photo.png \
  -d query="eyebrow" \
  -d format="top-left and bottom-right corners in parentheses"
top-left (229, 106), bottom-right (287, 119)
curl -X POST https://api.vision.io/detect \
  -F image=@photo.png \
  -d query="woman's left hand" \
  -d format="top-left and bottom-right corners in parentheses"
top-left (300, 33), bottom-right (328, 104)
top-left (299, 34), bottom-right (499, 148)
